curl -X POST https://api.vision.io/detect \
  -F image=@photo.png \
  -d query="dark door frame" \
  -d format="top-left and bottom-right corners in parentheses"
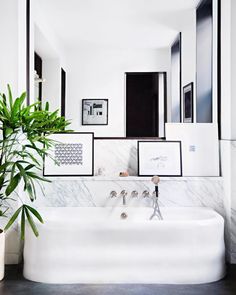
top-left (26, 0), bottom-right (30, 105)
top-left (61, 68), bottom-right (66, 117)
top-left (34, 52), bottom-right (42, 102)
top-left (125, 72), bottom-right (167, 138)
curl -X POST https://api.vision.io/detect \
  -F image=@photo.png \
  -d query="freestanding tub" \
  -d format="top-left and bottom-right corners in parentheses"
top-left (23, 207), bottom-right (225, 284)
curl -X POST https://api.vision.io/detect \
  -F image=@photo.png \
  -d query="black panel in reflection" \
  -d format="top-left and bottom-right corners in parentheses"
top-left (196, 0), bottom-right (213, 123)
top-left (171, 33), bottom-right (181, 123)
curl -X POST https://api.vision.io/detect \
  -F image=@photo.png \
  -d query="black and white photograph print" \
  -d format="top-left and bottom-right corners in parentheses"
top-left (82, 99), bottom-right (108, 125)
top-left (183, 82), bottom-right (194, 123)
top-left (138, 141), bottom-right (182, 177)
top-left (44, 132), bottom-right (94, 176)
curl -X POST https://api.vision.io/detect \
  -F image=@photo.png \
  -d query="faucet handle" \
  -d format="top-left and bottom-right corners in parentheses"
top-left (120, 190), bottom-right (128, 197)
top-left (152, 190), bottom-right (159, 197)
top-left (142, 190), bottom-right (150, 198)
top-left (110, 191), bottom-right (117, 198)
top-left (131, 190), bottom-right (138, 198)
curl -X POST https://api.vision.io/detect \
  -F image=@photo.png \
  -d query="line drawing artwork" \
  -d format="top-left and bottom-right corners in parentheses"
top-left (150, 156), bottom-right (168, 168)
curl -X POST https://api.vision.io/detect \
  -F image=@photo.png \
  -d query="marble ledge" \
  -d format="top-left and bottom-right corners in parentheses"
top-left (43, 176), bottom-right (223, 182)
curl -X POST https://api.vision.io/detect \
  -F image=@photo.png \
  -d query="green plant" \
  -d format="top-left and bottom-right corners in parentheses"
top-left (0, 85), bottom-right (70, 239)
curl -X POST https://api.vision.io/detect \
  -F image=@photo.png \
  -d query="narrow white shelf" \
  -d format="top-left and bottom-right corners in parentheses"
top-left (45, 176), bottom-right (223, 182)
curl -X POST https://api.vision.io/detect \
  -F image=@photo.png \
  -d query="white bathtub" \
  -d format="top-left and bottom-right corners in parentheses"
top-left (23, 207), bottom-right (225, 284)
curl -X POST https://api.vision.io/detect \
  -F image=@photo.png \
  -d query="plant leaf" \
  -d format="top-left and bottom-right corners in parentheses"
top-left (45, 102), bottom-right (49, 111)
top-left (7, 84), bottom-right (13, 109)
top-left (25, 207), bottom-right (39, 237)
top-left (26, 182), bottom-right (34, 201)
top-left (26, 172), bottom-right (50, 182)
top-left (5, 127), bottom-right (13, 137)
top-left (4, 206), bottom-right (23, 231)
top-left (25, 164), bottom-right (35, 171)
top-left (5, 173), bottom-right (21, 196)
top-left (25, 205), bottom-right (44, 223)
top-left (21, 206), bottom-right (25, 240)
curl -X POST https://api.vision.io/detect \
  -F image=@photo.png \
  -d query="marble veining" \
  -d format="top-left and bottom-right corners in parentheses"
top-left (34, 177), bottom-right (224, 215)
top-left (230, 140), bottom-right (236, 260)
top-left (29, 176), bottom-right (229, 262)
top-left (220, 139), bottom-right (236, 263)
top-left (94, 139), bottom-right (161, 176)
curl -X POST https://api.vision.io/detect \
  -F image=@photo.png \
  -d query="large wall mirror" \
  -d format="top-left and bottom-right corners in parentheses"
top-left (27, 0), bottom-right (220, 138)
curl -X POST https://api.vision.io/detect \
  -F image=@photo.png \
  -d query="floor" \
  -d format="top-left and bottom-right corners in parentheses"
top-left (0, 265), bottom-right (236, 295)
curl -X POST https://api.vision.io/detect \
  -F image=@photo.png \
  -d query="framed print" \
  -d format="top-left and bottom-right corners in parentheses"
top-left (82, 99), bottom-right (108, 125)
top-left (138, 141), bottom-right (182, 177)
top-left (44, 132), bottom-right (94, 176)
top-left (183, 82), bottom-right (194, 123)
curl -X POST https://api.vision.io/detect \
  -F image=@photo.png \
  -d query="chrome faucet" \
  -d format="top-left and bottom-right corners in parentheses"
top-left (120, 190), bottom-right (128, 205)
top-left (142, 190), bottom-right (150, 198)
top-left (109, 191), bottom-right (117, 198)
top-left (131, 190), bottom-right (138, 198)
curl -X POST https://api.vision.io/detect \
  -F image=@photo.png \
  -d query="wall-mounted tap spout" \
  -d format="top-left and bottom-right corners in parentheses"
top-left (120, 190), bottom-right (128, 206)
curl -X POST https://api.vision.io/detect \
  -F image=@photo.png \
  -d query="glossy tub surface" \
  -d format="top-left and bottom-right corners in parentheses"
top-left (23, 207), bottom-right (225, 284)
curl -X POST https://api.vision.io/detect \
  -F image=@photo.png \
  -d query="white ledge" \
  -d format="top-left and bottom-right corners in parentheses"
top-left (44, 176), bottom-right (223, 182)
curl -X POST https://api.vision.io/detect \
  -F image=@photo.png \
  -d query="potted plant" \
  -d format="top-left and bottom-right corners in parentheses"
top-left (0, 85), bottom-right (70, 280)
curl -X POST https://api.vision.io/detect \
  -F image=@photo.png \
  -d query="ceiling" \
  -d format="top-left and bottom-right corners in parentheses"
top-left (35, 0), bottom-right (201, 50)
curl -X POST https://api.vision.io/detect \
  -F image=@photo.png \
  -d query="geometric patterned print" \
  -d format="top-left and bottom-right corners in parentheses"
top-left (54, 143), bottom-right (83, 165)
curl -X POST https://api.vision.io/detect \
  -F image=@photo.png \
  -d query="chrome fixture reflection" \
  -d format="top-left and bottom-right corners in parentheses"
top-left (120, 212), bottom-right (128, 219)
top-left (142, 190), bottom-right (150, 198)
top-left (120, 190), bottom-right (128, 205)
top-left (34, 70), bottom-right (46, 84)
top-left (150, 176), bottom-right (163, 220)
top-left (109, 191), bottom-right (117, 198)
top-left (131, 190), bottom-right (138, 198)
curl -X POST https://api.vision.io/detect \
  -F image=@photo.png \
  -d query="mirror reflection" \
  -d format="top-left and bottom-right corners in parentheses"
top-left (30, 0), bottom-right (219, 137)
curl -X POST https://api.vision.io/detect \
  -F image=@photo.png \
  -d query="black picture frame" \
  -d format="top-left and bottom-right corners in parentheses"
top-left (43, 132), bottom-right (94, 177)
top-left (183, 82), bottom-right (194, 123)
top-left (137, 141), bottom-right (182, 177)
top-left (82, 99), bottom-right (108, 126)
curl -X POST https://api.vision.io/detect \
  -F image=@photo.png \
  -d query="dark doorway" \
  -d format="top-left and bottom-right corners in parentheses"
top-left (61, 68), bottom-right (66, 117)
top-left (34, 52), bottom-right (42, 102)
top-left (126, 72), bottom-right (167, 138)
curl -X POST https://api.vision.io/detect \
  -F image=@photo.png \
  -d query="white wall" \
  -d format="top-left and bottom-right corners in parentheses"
top-left (231, 0), bottom-right (236, 139)
top-left (30, 3), bottom-right (198, 132)
top-left (220, 0), bottom-right (236, 263)
top-left (169, 2), bottom-right (218, 124)
top-left (42, 59), bottom-right (61, 111)
top-left (66, 48), bottom-right (170, 137)
top-left (181, 10), bottom-right (196, 90)
top-left (221, 0), bottom-right (236, 140)
top-left (0, 0), bottom-right (18, 93)
top-left (164, 9), bottom-right (196, 122)
top-left (221, 0), bottom-right (232, 140)
top-left (30, 0), bottom-right (67, 108)
top-left (166, 123), bottom-right (219, 176)
top-left (0, 0), bottom-right (26, 96)
top-left (0, 0), bottom-right (27, 264)
top-left (180, 9), bottom-right (196, 122)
